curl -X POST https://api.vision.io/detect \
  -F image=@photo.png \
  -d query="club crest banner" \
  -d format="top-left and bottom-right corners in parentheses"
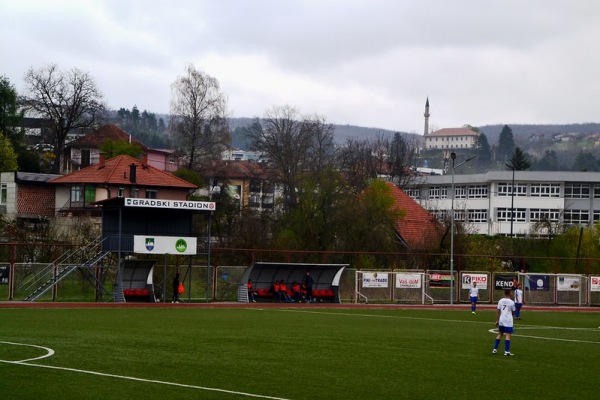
top-left (134, 236), bottom-right (197, 255)
top-left (526, 275), bottom-right (550, 291)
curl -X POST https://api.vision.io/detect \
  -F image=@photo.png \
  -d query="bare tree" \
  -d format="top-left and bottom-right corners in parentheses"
top-left (169, 65), bottom-right (229, 168)
top-left (337, 136), bottom-right (376, 194)
top-left (386, 132), bottom-right (421, 188)
top-left (244, 106), bottom-right (336, 211)
top-left (337, 132), bottom-right (420, 193)
top-left (23, 64), bottom-right (105, 173)
top-left (303, 114), bottom-right (336, 180)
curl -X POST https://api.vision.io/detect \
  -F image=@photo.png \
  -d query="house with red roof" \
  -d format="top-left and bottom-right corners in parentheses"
top-left (423, 127), bottom-right (478, 150)
top-left (49, 154), bottom-right (197, 217)
top-left (196, 159), bottom-right (278, 211)
top-left (62, 124), bottom-right (180, 174)
top-left (384, 181), bottom-right (444, 252)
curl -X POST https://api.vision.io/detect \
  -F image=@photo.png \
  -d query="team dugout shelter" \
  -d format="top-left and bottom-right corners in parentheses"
top-left (238, 262), bottom-right (347, 303)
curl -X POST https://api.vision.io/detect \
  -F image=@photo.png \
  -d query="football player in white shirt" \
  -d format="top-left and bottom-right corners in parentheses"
top-left (469, 281), bottom-right (479, 314)
top-left (493, 289), bottom-right (516, 356)
top-left (514, 283), bottom-right (523, 320)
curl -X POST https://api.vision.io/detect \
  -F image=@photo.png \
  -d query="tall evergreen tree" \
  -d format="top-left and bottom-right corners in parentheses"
top-left (496, 125), bottom-right (515, 163)
top-left (131, 105), bottom-right (140, 129)
top-left (0, 76), bottom-right (40, 172)
top-left (533, 149), bottom-right (559, 171)
top-left (117, 108), bottom-right (130, 126)
top-left (473, 132), bottom-right (492, 170)
top-left (0, 76), bottom-right (21, 144)
top-left (506, 146), bottom-right (531, 171)
top-left (572, 150), bottom-right (599, 172)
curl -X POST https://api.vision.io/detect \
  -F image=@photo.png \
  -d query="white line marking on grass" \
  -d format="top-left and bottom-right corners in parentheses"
top-left (279, 309), bottom-right (600, 344)
top-left (517, 325), bottom-right (600, 332)
top-left (0, 341), bottom-right (55, 362)
top-left (0, 341), bottom-right (291, 400)
top-left (487, 329), bottom-right (600, 345)
top-left (281, 309), bottom-right (600, 331)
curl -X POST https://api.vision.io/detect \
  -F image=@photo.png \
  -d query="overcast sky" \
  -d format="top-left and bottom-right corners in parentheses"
top-left (2, 0), bottom-right (599, 134)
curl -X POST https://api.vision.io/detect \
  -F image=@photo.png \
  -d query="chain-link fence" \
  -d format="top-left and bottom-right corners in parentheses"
top-left (2, 242), bottom-right (600, 305)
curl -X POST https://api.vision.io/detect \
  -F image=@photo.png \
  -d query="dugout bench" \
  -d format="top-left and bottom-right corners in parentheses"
top-left (237, 262), bottom-right (347, 303)
top-left (120, 259), bottom-right (157, 303)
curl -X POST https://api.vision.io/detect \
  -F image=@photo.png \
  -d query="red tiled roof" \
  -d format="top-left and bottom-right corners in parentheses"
top-left (428, 127), bottom-right (478, 137)
top-left (68, 124), bottom-right (149, 150)
top-left (197, 160), bottom-right (270, 180)
top-left (48, 154), bottom-right (197, 189)
top-left (384, 181), bottom-right (444, 251)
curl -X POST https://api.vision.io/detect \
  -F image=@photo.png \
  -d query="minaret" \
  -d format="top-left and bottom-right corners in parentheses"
top-left (424, 97), bottom-right (430, 136)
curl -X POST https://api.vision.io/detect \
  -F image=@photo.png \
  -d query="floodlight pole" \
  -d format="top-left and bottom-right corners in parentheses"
top-left (450, 153), bottom-right (456, 305)
top-left (449, 152), bottom-right (477, 305)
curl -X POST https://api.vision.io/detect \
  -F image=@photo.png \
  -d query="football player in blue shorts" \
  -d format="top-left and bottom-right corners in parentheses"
top-left (514, 283), bottom-right (523, 320)
top-left (493, 289), bottom-right (516, 356)
top-left (469, 281), bottom-right (479, 314)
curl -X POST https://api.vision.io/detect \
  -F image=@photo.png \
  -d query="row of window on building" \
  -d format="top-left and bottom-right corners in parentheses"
top-left (432, 208), bottom-right (597, 224)
top-left (407, 183), bottom-right (599, 200)
top-left (426, 136), bottom-right (472, 142)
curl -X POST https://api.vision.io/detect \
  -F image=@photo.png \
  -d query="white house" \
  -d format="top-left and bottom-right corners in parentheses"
top-left (423, 127), bottom-right (479, 150)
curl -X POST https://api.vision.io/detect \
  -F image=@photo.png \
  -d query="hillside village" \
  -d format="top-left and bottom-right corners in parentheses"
top-left (4, 112), bottom-right (600, 242)
top-left (4, 73), bottom-right (600, 277)
top-left (1, 58), bottom-right (600, 308)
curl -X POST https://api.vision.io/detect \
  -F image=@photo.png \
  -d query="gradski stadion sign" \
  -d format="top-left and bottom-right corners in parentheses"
top-left (125, 198), bottom-right (216, 211)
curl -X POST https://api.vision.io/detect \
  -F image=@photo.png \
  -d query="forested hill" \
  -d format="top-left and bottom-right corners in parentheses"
top-left (329, 123), bottom-right (600, 145)
top-left (229, 117), bottom-right (409, 149)
top-left (230, 117), bottom-right (600, 148)
top-left (478, 123), bottom-right (600, 145)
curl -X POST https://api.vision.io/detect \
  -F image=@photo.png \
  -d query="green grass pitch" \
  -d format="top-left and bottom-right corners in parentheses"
top-left (1, 306), bottom-right (598, 399)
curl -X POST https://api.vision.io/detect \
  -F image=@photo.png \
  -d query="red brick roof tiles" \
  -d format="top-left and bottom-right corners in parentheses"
top-left (428, 127), bottom-right (478, 137)
top-left (384, 181), bottom-right (444, 251)
top-left (197, 160), bottom-right (269, 179)
top-left (48, 154), bottom-right (196, 189)
top-left (68, 124), bottom-right (149, 150)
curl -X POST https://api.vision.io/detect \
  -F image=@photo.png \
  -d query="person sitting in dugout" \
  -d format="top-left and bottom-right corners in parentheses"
top-left (273, 280), bottom-right (282, 302)
top-left (292, 281), bottom-right (304, 302)
top-left (279, 281), bottom-right (293, 302)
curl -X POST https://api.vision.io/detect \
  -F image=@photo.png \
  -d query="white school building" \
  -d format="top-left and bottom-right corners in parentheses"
top-left (406, 171), bottom-right (600, 236)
